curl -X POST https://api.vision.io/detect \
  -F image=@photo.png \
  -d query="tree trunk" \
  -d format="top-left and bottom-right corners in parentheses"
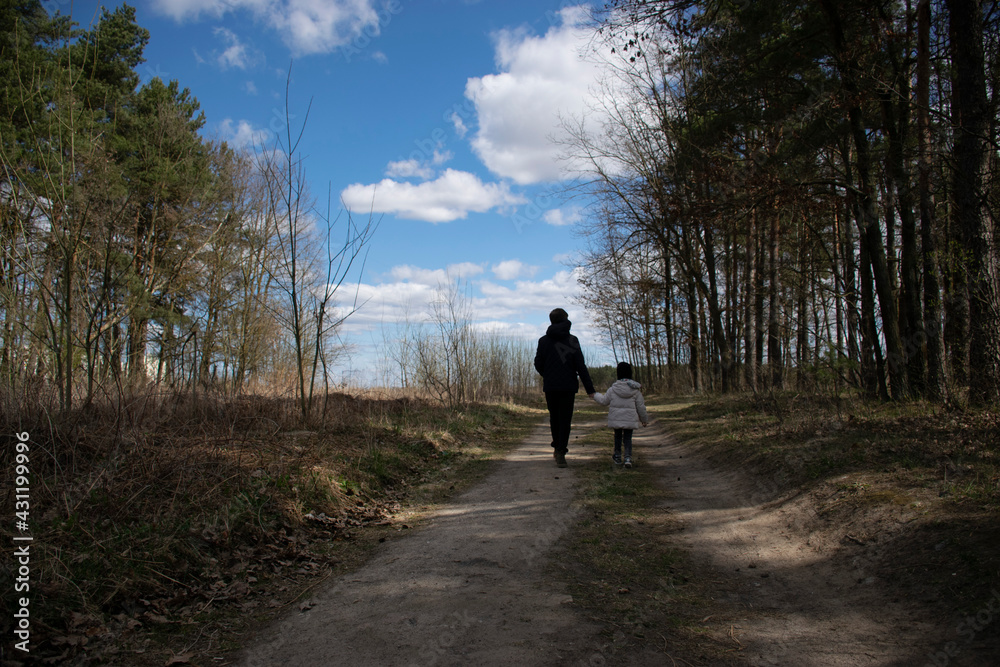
top-left (686, 274), bottom-right (701, 393)
top-left (700, 225), bottom-right (733, 392)
top-left (859, 231), bottom-right (890, 400)
top-left (947, 0), bottom-right (1000, 404)
top-left (917, 0), bottom-right (945, 400)
top-left (796, 228), bottom-right (809, 390)
top-left (127, 316), bottom-right (148, 382)
top-left (755, 237), bottom-right (765, 374)
top-left (882, 51), bottom-right (926, 396)
top-left (767, 210), bottom-right (783, 389)
top-left (663, 254), bottom-right (676, 390)
top-left (822, 0), bottom-right (907, 399)
top-left (743, 209), bottom-right (759, 392)
top-left (842, 204), bottom-right (862, 386)
top-left (61, 244), bottom-right (74, 411)
top-left (856, 139), bottom-right (906, 399)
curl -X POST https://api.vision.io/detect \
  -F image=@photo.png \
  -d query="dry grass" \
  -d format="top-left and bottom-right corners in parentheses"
top-left (0, 384), bottom-right (542, 664)
top-left (662, 391), bottom-right (1000, 509)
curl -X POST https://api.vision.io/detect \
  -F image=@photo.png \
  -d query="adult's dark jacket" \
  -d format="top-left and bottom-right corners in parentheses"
top-left (534, 320), bottom-right (596, 394)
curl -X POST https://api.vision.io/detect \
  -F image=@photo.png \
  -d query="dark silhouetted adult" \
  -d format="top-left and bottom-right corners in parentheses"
top-left (534, 308), bottom-right (595, 467)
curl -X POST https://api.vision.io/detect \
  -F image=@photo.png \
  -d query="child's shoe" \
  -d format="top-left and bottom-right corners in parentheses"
top-left (623, 456), bottom-right (633, 469)
top-left (612, 453), bottom-right (622, 466)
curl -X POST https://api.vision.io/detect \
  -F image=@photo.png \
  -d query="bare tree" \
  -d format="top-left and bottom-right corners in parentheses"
top-left (256, 65), bottom-right (377, 419)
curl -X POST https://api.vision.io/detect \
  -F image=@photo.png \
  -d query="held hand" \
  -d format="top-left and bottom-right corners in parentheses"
top-left (587, 393), bottom-right (596, 399)
top-left (642, 422), bottom-right (648, 427)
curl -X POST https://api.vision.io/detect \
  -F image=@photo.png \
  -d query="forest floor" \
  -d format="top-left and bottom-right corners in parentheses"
top-left (4, 391), bottom-right (998, 666)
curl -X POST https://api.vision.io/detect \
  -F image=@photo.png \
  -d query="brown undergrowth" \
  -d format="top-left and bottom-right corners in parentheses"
top-left (0, 386), bottom-right (541, 666)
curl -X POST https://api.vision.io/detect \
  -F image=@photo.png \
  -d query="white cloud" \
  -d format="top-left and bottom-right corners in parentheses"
top-left (390, 262), bottom-right (484, 286)
top-left (331, 263), bottom-right (490, 332)
top-left (338, 266), bottom-right (587, 334)
top-left (465, 6), bottom-right (610, 185)
top-left (340, 169), bottom-right (526, 223)
top-left (153, 0), bottom-right (215, 20)
top-left (372, 50), bottom-right (389, 64)
top-left (244, 80), bottom-right (258, 95)
top-left (385, 159), bottom-right (434, 180)
top-left (219, 118), bottom-right (270, 149)
top-left (152, 0), bottom-right (382, 56)
top-left (450, 112), bottom-right (468, 138)
top-left (383, 151), bottom-right (451, 180)
top-left (491, 259), bottom-right (538, 281)
top-left (477, 268), bottom-right (584, 318)
top-left (336, 281), bottom-right (438, 329)
top-left (214, 27), bottom-right (257, 70)
top-left (543, 206), bottom-right (583, 226)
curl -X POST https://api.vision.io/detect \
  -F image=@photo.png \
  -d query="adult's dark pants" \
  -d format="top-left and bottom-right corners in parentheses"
top-left (545, 390), bottom-right (576, 452)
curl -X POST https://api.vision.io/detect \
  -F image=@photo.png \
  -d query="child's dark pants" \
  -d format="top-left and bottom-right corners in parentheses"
top-left (614, 428), bottom-right (634, 458)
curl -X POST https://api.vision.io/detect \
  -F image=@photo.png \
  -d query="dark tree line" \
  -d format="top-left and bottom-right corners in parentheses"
top-left (0, 2), bottom-right (374, 416)
top-left (571, 0), bottom-right (999, 405)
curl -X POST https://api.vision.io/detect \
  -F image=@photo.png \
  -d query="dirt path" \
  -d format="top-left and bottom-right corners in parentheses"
top-left (238, 421), bottom-right (634, 666)
top-left (238, 417), bottom-right (954, 666)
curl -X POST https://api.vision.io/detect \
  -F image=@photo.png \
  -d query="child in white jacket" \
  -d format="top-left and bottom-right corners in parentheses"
top-left (592, 362), bottom-right (648, 468)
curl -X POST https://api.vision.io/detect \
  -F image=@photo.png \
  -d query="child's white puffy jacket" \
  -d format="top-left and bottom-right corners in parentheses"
top-left (593, 379), bottom-right (648, 429)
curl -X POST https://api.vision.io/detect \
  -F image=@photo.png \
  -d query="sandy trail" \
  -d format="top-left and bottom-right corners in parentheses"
top-left (238, 417), bottom-right (953, 666)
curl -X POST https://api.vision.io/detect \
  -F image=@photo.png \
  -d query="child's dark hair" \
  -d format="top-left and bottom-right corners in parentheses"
top-left (616, 361), bottom-right (632, 380)
top-left (549, 308), bottom-right (569, 324)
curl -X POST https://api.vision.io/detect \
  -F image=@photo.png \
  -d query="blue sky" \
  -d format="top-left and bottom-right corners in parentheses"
top-left (58, 0), bottom-right (619, 384)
